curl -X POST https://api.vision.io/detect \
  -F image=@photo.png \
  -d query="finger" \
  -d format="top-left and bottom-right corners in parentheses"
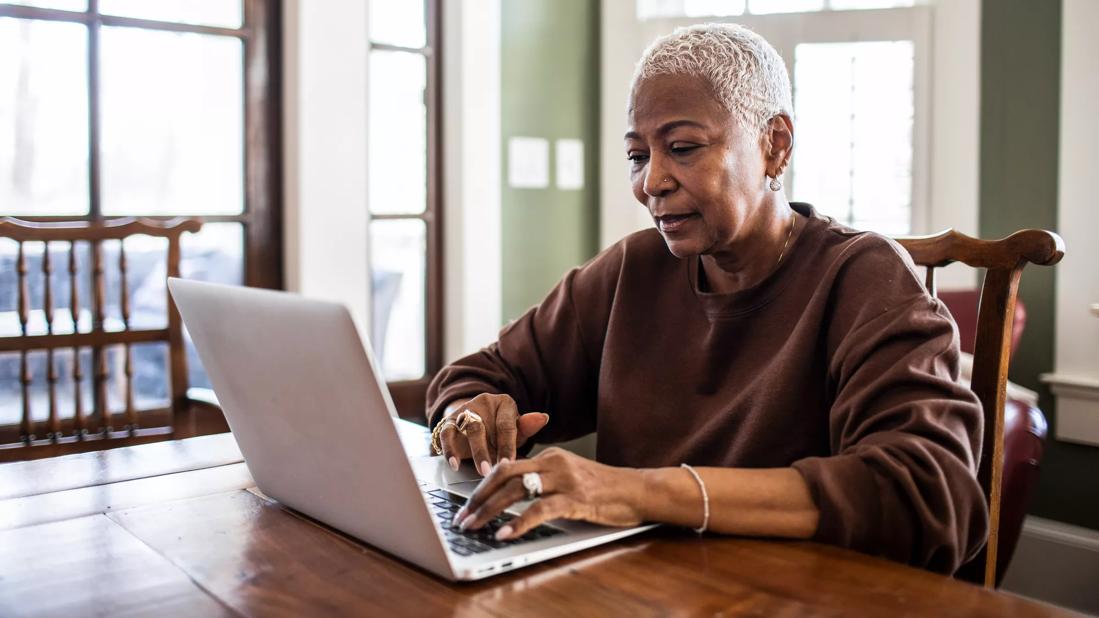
top-left (516, 412), bottom-right (550, 447)
top-left (438, 424), bottom-right (467, 471)
top-left (497, 494), bottom-right (570, 541)
top-left (494, 398), bottom-right (520, 463)
top-left (462, 416), bottom-right (493, 476)
top-left (460, 476), bottom-right (527, 531)
top-left (457, 458), bottom-right (541, 522)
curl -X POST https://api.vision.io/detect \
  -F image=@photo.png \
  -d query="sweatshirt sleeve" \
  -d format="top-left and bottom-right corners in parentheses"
top-left (791, 236), bottom-right (989, 574)
top-left (425, 244), bottom-right (621, 443)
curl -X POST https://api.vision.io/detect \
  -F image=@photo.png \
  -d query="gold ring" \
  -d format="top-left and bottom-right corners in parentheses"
top-left (430, 418), bottom-right (457, 455)
top-left (454, 409), bottom-right (483, 434)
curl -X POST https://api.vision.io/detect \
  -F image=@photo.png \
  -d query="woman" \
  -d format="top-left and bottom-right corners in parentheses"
top-left (426, 23), bottom-right (987, 574)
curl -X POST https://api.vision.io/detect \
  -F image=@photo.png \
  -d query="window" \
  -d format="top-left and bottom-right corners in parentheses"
top-left (634, 0), bottom-right (928, 234)
top-left (637, 0), bottom-right (916, 20)
top-left (367, 0), bottom-right (442, 389)
top-left (0, 1), bottom-right (280, 425)
top-left (793, 41), bottom-right (915, 234)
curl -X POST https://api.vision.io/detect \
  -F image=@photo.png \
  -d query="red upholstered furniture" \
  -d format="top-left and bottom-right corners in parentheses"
top-left (939, 290), bottom-right (1047, 587)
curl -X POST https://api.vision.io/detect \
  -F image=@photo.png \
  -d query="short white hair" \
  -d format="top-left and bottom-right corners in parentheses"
top-left (631, 23), bottom-right (793, 134)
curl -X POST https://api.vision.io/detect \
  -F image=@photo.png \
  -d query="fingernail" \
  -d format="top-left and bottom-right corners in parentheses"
top-left (495, 525), bottom-right (513, 541)
top-left (449, 457), bottom-right (458, 471)
top-left (459, 516), bottom-right (473, 531)
top-left (479, 460), bottom-right (491, 476)
top-left (499, 457), bottom-right (510, 465)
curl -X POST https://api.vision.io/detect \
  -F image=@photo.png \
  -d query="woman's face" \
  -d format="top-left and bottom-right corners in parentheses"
top-left (626, 73), bottom-right (771, 259)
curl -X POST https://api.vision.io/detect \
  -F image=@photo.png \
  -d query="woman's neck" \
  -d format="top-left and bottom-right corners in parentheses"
top-left (699, 199), bottom-right (798, 295)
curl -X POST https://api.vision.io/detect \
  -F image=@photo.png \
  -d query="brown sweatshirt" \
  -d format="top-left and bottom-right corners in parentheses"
top-left (426, 203), bottom-right (989, 574)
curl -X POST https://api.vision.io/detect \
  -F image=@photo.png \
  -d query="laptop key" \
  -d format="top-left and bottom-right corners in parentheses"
top-left (427, 489), bottom-right (467, 504)
top-left (450, 545), bottom-right (473, 556)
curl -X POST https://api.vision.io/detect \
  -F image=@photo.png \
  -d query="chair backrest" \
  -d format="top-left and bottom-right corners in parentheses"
top-left (894, 228), bottom-right (1064, 587)
top-left (0, 217), bottom-right (202, 455)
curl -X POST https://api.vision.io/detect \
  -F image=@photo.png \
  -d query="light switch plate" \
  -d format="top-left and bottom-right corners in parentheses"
top-left (507, 137), bottom-right (549, 189)
top-left (555, 139), bottom-right (584, 190)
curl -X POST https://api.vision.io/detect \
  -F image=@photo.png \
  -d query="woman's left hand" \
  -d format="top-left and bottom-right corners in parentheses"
top-left (454, 447), bottom-right (647, 540)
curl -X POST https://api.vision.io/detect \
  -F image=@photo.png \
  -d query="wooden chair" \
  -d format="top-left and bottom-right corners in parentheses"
top-left (0, 217), bottom-right (228, 462)
top-left (894, 228), bottom-right (1065, 587)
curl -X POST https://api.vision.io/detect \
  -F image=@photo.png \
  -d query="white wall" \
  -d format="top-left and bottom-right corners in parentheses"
top-left (599, 0), bottom-right (980, 290)
top-left (1044, 0), bottom-right (1099, 446)
top-left (927, 0), bottom-right (980, 290)
top-left (442, 0), bottom-right (503, 361)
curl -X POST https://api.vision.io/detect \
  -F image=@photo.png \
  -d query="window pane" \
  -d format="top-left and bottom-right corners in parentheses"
top-left (369, 51), bottom-right (426, 215)
top-left (179, 223), bottom-right (244, 389)
top-left (368, 0), bottom-right (425, 48)
top-left (99, 0), bottom-right (242, 29)
top-left (117, 223), bottom-right (243, 391)
top-left (100, 28), bottom-right (243, 216)
top-left (370, 219), bottom-right (425, 381)
top-left (684, 0), bottom-right (747, 16)
top-left (0, 1), bottom-right (86, 10)
top-left (830, 0), bottom-right (914, 9)
top-left (748, 0), bottom-right (824, 14)
top-left (0, 225), bottom-right (241, 428)
top-left (636, 0), bottom-right (745, 19)
top-left (0, 18), bottom-right (88, 216)
top-left (792, 41), bottom-right (914, 234)
top-left (0, 349), bottom-right (77, 430)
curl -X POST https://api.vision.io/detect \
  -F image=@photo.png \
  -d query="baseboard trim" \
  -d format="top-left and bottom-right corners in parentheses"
top-left (1000, 516), bottom-right (1099, 615)
top-left (1021, 515), bottom-right (1099, 552)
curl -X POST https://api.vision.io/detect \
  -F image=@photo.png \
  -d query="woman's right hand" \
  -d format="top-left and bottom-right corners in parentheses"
top-left (436, 393), bottom-right (549, 476)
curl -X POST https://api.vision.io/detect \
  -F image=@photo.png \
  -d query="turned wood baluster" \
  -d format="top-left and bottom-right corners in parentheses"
top-left (167, 235), bottom-right (188, 424)
top-left (16, 242), bottom-right (33, 444)
top-left (42, 243), bottom-right (60, 440)
top-left (119, 241), bottom-right (137, 433)
top-left (69, 242), bottom-right (86, 436)
top-left (90, 239), bottom-right (110, 435)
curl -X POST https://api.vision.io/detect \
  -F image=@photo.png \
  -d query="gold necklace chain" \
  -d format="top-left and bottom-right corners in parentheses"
top-left (775, 211), bottom-right (797, 268)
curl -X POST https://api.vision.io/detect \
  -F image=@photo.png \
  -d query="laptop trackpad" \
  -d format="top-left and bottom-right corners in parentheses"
top-left (410, 454), bottom-right (483, 492)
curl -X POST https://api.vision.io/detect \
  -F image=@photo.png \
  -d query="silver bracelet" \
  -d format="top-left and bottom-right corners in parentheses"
top-left (680, 463), bottom-right (709, 534)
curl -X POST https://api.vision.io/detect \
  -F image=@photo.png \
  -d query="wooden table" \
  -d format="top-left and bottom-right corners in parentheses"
top-left (0, 420), bottom-right (1075, 617)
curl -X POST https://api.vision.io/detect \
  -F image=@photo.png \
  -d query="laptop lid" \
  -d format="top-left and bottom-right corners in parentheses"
top-left (167, 278), bottom-right (453, 579)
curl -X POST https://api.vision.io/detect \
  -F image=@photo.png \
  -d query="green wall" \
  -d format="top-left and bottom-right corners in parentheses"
top-left (501, 0), bottom-right (601, 320)
top-left (980, 0), bottom-right (1099, 530)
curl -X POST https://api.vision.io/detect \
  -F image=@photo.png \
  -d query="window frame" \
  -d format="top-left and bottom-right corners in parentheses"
top-left (634, 6), bottom-right (933, 235)
top-left (0, 0), bottom-right (283, 288)
top-left (367, 0), bottom-right (444, 419)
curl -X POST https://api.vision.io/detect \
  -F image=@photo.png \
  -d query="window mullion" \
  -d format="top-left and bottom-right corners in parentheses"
top-left (87, 0), bottom-right (101, 220)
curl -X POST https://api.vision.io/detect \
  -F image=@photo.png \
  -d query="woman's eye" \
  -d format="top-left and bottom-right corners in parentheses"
top-left (627, 153), bottom-right (649, 164)
top-left (670, 143), bottom-right (700, 155)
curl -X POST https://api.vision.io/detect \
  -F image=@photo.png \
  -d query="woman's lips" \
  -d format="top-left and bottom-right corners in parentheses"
top-left (657, 213), bottom-right (699, 234)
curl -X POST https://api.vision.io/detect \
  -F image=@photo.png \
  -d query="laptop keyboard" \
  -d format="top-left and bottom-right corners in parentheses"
top-left (425, 488), bottom-right (565, 556)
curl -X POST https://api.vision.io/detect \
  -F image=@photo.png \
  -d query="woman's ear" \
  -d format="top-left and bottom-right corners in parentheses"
top-left (764, 114), bottom-right (794, 177)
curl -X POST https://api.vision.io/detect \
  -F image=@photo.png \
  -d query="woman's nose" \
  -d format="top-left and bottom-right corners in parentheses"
top-left (642, 158), bottom-right (674, 197)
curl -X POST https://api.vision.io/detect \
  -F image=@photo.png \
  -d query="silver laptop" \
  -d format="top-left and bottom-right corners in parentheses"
top-left (168, 278), bottom-right (655, 581)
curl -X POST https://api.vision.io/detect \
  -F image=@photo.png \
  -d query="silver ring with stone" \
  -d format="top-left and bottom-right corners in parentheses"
top-left (522, 472), bottom-right (543, 500)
